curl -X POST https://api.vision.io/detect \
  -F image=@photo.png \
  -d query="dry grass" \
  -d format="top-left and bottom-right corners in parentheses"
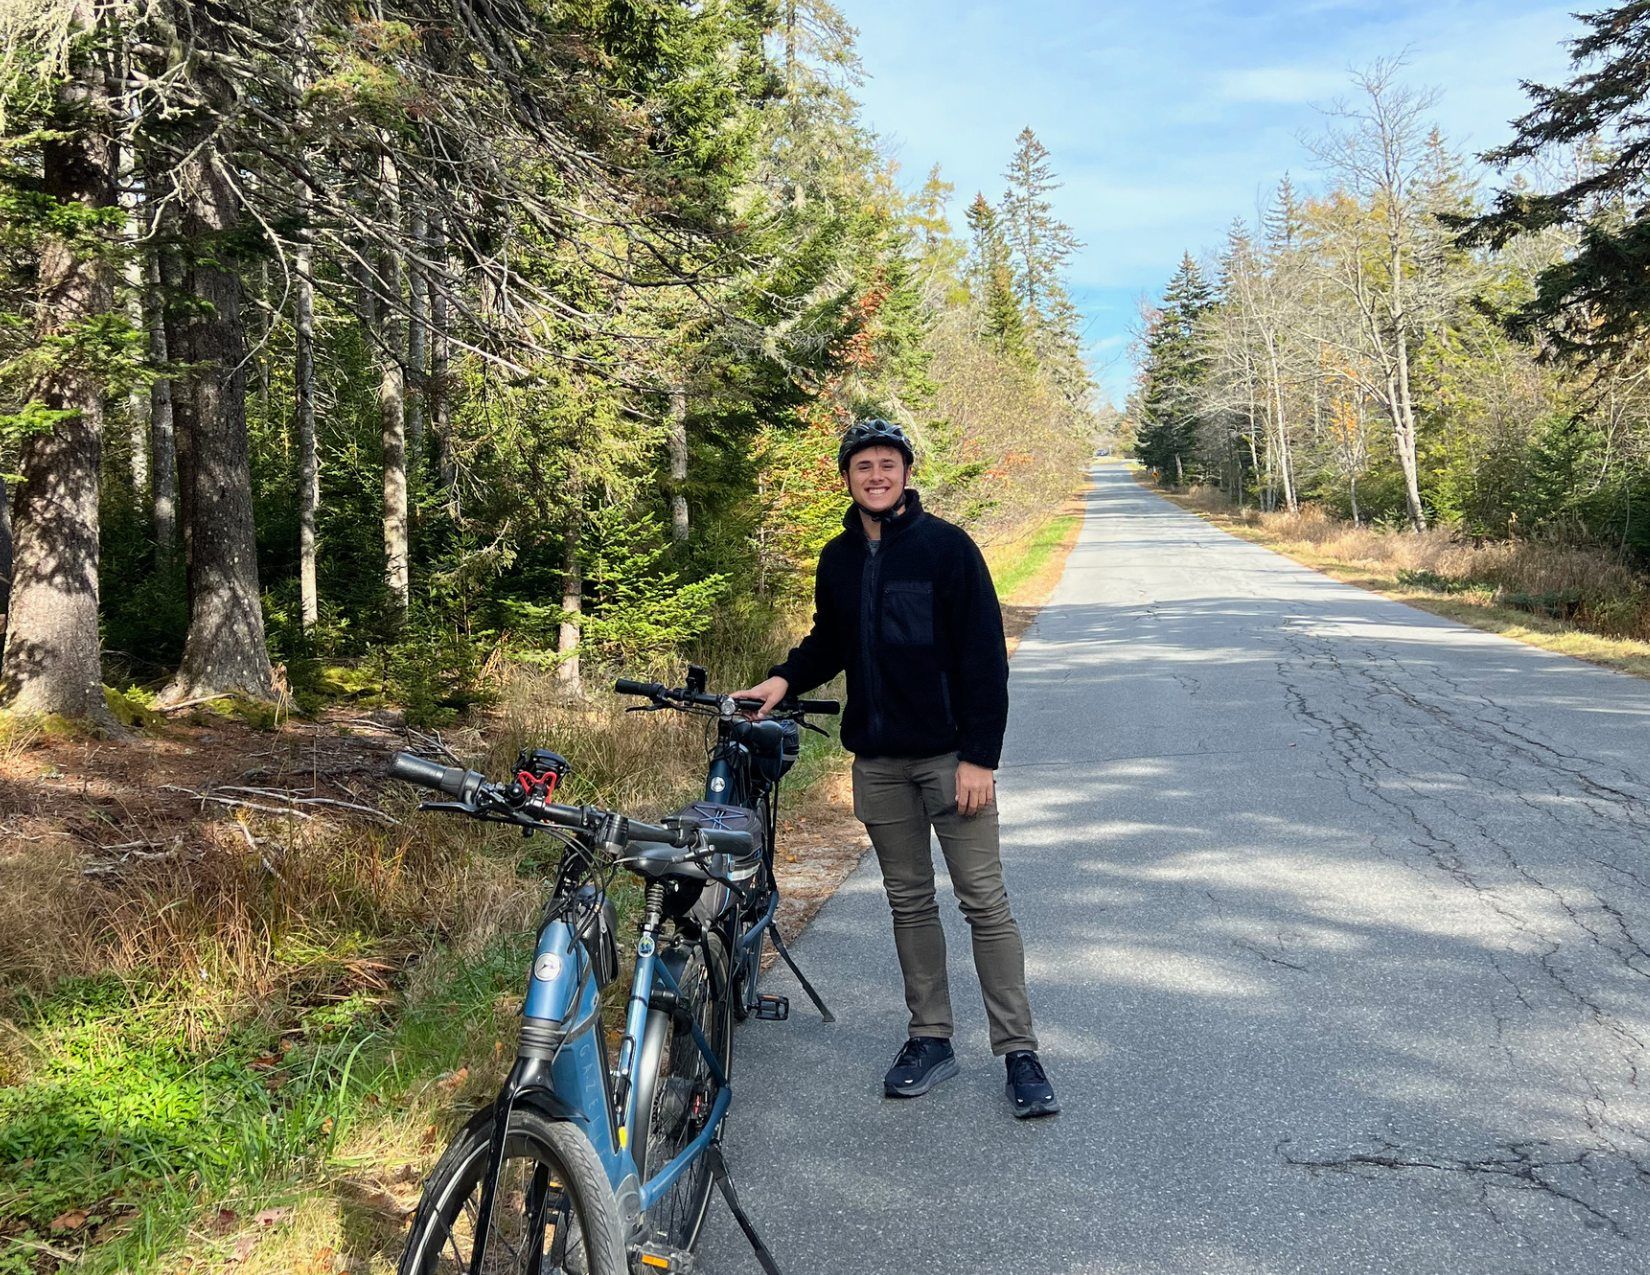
top-left (1163, 483), bottom-right (1650, 679)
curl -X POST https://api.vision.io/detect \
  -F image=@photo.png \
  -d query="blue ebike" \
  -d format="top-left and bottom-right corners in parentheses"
top-left (388, 668), bottom-right (837, 1275)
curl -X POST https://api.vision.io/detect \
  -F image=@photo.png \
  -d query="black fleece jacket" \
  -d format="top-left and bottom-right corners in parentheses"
top-left (769, 490), bottom-right (1010, 768)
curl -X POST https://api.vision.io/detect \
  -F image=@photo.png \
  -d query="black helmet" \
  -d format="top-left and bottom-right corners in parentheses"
top-left (837, 418), bottom-right (914, 472)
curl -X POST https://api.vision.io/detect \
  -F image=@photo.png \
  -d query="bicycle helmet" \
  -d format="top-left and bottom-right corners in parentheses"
top-left (837, 418), bottom-right (914, 472)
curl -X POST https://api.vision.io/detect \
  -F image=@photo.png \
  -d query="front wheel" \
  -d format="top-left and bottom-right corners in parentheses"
top-left (398, 1105), bottom-right (626, 1275)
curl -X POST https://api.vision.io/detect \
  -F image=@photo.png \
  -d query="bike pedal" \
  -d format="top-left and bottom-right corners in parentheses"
top-left (633, 1242), bottom-right (696, 1272)
top-left (754, 994), bottom-right (789, 1021)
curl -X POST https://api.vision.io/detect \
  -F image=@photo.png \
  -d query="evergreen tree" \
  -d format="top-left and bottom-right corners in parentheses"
top-left (965, 193), bottom-right (1029, 364)
top-left (1133, 253), bottom-right (1213, 482)
top-left (1470, 1), bottom-right (1650, 357)
top-left (999, 127), bottom-right (1088, 403)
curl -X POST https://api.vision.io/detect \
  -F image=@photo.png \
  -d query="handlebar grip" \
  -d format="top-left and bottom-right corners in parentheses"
top-left (700, 828), bottom-right (755, 856)
top-left (794, 697), bottom-right (840, 715)
top-left (388, 751), bottom-right (475, 798)
top-left (614, 678), bottom-right (664, 698)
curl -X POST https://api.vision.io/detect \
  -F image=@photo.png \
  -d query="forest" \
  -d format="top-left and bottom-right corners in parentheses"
top-left (1130, 14), bottom-right (1650, 640)
top-left (0, 0), bottom-right (1099, 731)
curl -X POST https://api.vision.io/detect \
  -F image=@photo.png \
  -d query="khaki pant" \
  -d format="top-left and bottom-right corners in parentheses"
top-left (851, 752), bottom-right (1037, 1055)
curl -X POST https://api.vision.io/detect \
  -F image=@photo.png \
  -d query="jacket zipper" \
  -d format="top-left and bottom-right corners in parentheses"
top-left (860, 537), bottom-right (884, 751)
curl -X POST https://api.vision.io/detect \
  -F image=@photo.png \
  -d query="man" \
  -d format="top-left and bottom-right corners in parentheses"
top-left (734, 418), bottom-right (1058, 1119)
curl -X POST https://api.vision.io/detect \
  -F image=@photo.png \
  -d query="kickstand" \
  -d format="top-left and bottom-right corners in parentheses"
top-left (766, 922), bottom-right (835, 1023)
top-left (706, 1146), bottom-right (783, 1275)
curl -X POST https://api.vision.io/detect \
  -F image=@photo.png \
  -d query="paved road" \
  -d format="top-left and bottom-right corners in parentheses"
top-left (699, 467), bottom-right (1650, 1274)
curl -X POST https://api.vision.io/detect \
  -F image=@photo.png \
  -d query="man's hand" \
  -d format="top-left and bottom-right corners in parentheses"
top-left (730, 674), bottom-right (789, 719)
top-left (955, 760), bottom-right (995, 816)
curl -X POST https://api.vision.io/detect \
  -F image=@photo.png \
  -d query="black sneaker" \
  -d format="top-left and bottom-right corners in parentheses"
top-left (1005, 1050), bottom-right (1060, 1118)
top-left (883, 1036), bottom-right (959, 1098)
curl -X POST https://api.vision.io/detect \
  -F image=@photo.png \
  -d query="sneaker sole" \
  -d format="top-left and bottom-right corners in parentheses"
top-left (884, 1056), bottom-right (960, 1098)
top-left (1008, 1086), bottom-right (1061, 1119)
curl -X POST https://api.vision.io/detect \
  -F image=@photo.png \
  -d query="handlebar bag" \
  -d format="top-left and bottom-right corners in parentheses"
top-left (665, 801), bottom-right (767, 927)
top-left (748, 718), bottom-right (802, 783)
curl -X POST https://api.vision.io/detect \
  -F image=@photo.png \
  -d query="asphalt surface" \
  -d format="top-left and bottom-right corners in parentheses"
top-left (698, 467), bottom-right (1650, 1274)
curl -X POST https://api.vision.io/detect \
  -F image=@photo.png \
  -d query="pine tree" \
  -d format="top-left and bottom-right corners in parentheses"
top-left (1263, 173), bottom-right (1304, 250)
top-left (1134, 253), bottom-right (1213, 482)
top-left (1470, 1), bottom-right (1650, 357)
top-left (999, 127), bottom-right (1088, 402)
top-left (965, 193), bottom-right (1029, 364)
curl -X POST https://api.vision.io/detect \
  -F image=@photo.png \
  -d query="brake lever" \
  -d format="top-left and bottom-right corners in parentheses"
top-left (800, 719), bottom-right (829, 737)
top-left (418, 799), bottom-right (482, 814)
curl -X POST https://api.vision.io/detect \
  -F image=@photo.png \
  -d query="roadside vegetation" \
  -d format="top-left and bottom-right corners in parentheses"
top-left (0, 512), bottom-right (1081, 1275)
top-left (1161, 486), bottom-right (1650, 680)
top-left (1128, 12), bottom-right (1650, 657)
top-left (0, 0), bottom-right (1102, 1270)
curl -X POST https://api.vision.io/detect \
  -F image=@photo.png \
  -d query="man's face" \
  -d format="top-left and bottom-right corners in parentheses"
top-left (844, 445), bottom-right (909, 513)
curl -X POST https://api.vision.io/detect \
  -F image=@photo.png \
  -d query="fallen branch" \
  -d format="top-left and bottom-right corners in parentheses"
top-left (154, 694), bottom-right (234, 713)
top-left (160, 785), bottom-right (317, 820)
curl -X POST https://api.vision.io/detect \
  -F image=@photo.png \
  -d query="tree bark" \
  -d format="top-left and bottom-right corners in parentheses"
top-left (378, 149), bottom-right (409, 620)
top-left (296, 185), bottom-right (319, 632)
top-left (1392, 324), bottom-right (1427, 531)
top-left (556, 514), bottom-right (582, 693)
top-left (145, 251), bottom-right (177, 564)
top-left (160, 70), bottom-right (275, 703)
top-left (159, 243), bottom-right (196, 590)
top-left (0, 475), bottom-right (11, 623)
top-left (427, 209), bottom-right (457, 515)
top-left (407, 205), bottom-right (427, 482)
top-left (1, 28), bottom-right (119, 727)
top-left (668, 382), bottom-right (689, 541)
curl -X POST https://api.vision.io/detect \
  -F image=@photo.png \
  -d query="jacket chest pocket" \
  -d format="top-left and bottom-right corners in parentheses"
top-left (881, 580), bottom-right (934, 646)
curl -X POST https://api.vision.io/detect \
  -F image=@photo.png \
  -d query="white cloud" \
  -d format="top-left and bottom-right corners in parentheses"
top-left (1216, 65), bottom-right (1347, 104)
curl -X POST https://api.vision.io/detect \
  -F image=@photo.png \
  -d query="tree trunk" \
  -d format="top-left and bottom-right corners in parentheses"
top-left (378, 150), bottom-right (409, 620)
top-left (0, 475), bottom-right (11, 623)
top-left (296, 186), bottom-right (319, 632)
top-left (668, 382), bottom-right (689, 541)
top-left (117, 87), bottom-right (150, 502)
top-left (1265, 343), bottom-right (1298, 515)
top-left (1, 38), bottom-right (119, 727)
top-left (556, 515), bottom-right (582, 694)
top-left (1392, 327), bottom-right (1427, 531)
top-left (407, 205), bottom-right (427, 482)
top-left (160, 138), bottom-right (275, 703)
top-left (427, 209), bottom-right (457, 515)
top-left (146, 251), bottom-right (177, 564)
top-left (160, 244), bottom-right (196, 593)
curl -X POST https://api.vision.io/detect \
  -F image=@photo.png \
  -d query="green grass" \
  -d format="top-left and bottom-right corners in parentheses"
top-left (0, 678), bottom-right (854, 1273)
top-left (0, 929), bottom-right (539, 1274)
top-left (987, 511), bottom-right (1081, 603)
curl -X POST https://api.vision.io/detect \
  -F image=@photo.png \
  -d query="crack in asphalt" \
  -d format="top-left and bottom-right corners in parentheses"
top-left (1279, 1136), bottom-right (1630, 1239)
top-left (1269, 619), bottom-right (1650, 1241)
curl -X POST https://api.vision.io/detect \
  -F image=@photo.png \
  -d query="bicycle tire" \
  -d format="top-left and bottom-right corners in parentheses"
top-left (635, 934), bottom-right (733, 1251)
top-left (398, 1105), bottom-right (626, 1275)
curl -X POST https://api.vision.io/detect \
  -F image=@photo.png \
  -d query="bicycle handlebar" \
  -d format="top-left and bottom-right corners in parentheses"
top-left (612, 676), bottom-right (841, 718)
top-left (387, 752), bottom-right (752, 861)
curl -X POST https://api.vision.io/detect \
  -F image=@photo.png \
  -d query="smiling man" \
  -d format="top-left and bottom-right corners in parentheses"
top-left (733, 417), bottom-right (1058, 1119)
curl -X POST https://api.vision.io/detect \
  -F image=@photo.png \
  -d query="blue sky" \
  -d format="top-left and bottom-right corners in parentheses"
top-left (838, 0), bottom-right (1587, 407)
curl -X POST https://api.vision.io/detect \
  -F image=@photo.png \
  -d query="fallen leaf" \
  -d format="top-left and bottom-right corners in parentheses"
top-left (49, 1209), bottom-right (88, 1232)
top-left (231, 1233), bottom-right (257, 1262)
top-left (435, 1066), bottom-right (469, 1092)
top-left (213, 1208), bottom-right (239, 1234)
top-left (255, 1206), bottom-right (291, 1227)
